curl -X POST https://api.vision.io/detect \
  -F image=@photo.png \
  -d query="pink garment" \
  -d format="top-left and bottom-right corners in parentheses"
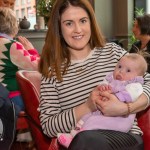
top-left (81, 110), bottom-right (135, 132)
top-left (105, 72), bottom-right (144, 102)
top-left (10, 41), bottom-right (40, 71)
top-left (8, 91), bottom-right (21, 98)
top-left (28, 49), bottom-right (40, 57)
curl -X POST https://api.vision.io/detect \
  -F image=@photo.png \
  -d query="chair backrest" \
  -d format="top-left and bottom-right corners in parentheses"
top-left (137, 106), bottom-right (150, 150)
top-left (16, 70), bottom-right (52, 150)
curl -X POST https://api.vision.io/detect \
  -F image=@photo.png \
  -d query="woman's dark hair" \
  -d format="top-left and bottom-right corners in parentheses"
top-left (136, 14), bottom-right (150, 35)
top-left (39, 0), bottom-right (106, 81)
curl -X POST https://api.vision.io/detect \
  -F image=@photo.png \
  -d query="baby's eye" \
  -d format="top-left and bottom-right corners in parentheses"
top-left (118, 65), bottom-right (121, 68)
top-left (127, 69), bottom-right (131, 72)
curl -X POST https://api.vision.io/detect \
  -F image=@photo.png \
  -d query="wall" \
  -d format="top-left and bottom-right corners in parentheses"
top-left (95, 0), bottom-right (134, 49)
top-left (95, 0), bottom-right (113, 38)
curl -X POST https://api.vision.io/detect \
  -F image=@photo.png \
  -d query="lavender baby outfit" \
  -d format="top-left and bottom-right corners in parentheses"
top-left (81, 72), bottom-right (144, 133)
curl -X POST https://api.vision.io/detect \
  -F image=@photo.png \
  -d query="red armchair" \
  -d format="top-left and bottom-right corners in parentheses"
top-left (16, 70), bottom-right (59, 150)
top-left (16, 70), bottom-right (150, 150)
top-left (137, 106), bottom-right (150, 150)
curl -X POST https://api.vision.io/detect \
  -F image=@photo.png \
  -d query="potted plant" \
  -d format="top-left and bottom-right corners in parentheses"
top-left (37, 0), bottom-right (56, 25)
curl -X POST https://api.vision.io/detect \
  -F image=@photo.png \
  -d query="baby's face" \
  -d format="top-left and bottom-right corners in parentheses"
top-left (0, 0), bottom-right (15, 9)
top-left (113, 57), bottom-right (140, 81)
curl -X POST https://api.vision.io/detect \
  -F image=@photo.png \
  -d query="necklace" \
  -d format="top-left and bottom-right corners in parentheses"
top-left (72, 61), bottom-right (86, 73)
top-left (71, 49), bottom-right (94, 73)
top-left (76, 67), bottom-right (83, 73)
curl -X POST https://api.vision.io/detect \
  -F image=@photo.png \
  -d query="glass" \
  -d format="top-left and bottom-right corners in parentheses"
top-left (14, 0), bottom-right (36, 30)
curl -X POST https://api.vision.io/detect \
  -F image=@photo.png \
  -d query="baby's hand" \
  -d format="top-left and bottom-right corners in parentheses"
top-left (99, 84), bottom-right (112, 92)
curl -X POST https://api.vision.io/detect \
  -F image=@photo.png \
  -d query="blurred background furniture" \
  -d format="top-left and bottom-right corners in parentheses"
top-left (11, 99), bottom-right (30, 150)
top-left (137, 106), bottom-right (150, 150)
top-left (16, 70), bottom-right (59, 150)
top-left (16, 111), bottom-right (28, 131)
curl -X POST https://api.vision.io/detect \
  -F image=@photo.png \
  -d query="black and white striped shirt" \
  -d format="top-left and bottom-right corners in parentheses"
top-left (39, 42), bottom-right (150, 137)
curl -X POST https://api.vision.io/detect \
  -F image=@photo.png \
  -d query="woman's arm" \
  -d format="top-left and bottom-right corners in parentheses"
top-left (39, 77), bottom-right (98, 137)
top-left (97, 91), bottom-right (148, 117)
top-left (96, 73), bottom-right (150, 116)
top-left (39, 77), bottom-right (76, 137)
top-left (74, 86), bottom-right (99, 122)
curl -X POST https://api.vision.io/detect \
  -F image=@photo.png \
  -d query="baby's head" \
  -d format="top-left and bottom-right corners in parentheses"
top-left (113, 53), bottom-right (147, 81)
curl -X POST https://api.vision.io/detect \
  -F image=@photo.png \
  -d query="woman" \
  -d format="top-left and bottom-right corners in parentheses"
top-left (57, 53), bottom-right (148, 148)
top-left (38, 0), bottom-right (150, 149)
top-left (0, 7), bottom-right (40, 113)
top-left (130, 14), bottom-right (150, 73)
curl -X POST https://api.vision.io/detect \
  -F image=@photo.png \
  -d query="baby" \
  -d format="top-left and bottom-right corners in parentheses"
top-left (58, 53), bottom-right (147, 148)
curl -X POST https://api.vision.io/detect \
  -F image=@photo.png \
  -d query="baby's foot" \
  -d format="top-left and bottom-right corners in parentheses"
top-left (57, 133), bottom-right (73, 148)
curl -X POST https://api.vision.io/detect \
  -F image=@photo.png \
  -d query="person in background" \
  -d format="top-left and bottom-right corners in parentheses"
top-left (39, 0), bottom-right (150, 149)
top-left (0, 0), bottom-right (15, 9)
top-left (0, 0), bottom-right (36, 50)
top-left (57, 53), bottom-right (147, 148)
top-left (130, 14), bottom-right (150, 73)
top-left (0, 7), bottom-right (40, 114)
top-left (0, 0), bottom-right (39, 144)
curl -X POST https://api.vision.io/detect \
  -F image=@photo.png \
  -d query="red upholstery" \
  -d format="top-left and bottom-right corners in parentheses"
top-left (137, 106), bottom-right (150, 150)
top-left (16, 70), bottom-right (150, 150)
top-left (16, 111), bottom-right (29, 130)
top-left (16, 70), bottom-right (59, 150)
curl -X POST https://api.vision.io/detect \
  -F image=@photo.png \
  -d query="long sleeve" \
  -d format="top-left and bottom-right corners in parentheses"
top-left (39, 77), bottom-right (76, 137)
top-left (10, 41), bottom-right (40, 70)
top-left (0, 36), bottom-right (40, 91)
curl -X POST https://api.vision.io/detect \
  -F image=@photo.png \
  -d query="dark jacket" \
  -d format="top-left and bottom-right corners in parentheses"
top-left (130, 40), bottom-right (150, 73)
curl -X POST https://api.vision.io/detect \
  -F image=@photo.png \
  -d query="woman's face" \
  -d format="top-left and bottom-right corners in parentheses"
top-left (132, 20), bottom-right (141, 39)
top-left (60, 5), bottom-right (91, 52)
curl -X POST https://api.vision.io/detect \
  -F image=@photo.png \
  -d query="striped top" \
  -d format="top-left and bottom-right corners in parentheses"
top-left (39, 42), bottom-right (150, 137)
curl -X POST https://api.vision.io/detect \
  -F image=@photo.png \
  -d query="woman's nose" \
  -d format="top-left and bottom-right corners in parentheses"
top-left (74, 24), bottom-right (82, 33)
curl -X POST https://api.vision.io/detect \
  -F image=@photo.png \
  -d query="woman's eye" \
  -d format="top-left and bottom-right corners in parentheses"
top-left (66, 22), bottom-right (72, 26)
top-left (81, 19), bottom-right (87, 24)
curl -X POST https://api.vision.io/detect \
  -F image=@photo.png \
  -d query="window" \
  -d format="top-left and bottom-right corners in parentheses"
top-left (27, 0), bottom-right (31, 3)
top-left (15, 0), bottom-right (19, 6)
top-left (21, 0), bottom-right (26, 5)
top-left (14, 0), bottom-right (36, 29)
top-left (14, 0), bottom-right (94, 30)
top-left (15, 10), bottom-right (20, 19)
top-left (134, 0), bottom-right (150, 14)
top-left (21, 8), bottom-right (25, 18)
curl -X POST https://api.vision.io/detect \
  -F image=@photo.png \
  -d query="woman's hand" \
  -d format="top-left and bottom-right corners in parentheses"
top-left (74, 85), bottom-right (102, 122)
top-left (18, 36), bottom-right (34, 50)
top-left (96, 91), bottom-right (128, 117)
top-left (85, 86), bottom-right (101, 111)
